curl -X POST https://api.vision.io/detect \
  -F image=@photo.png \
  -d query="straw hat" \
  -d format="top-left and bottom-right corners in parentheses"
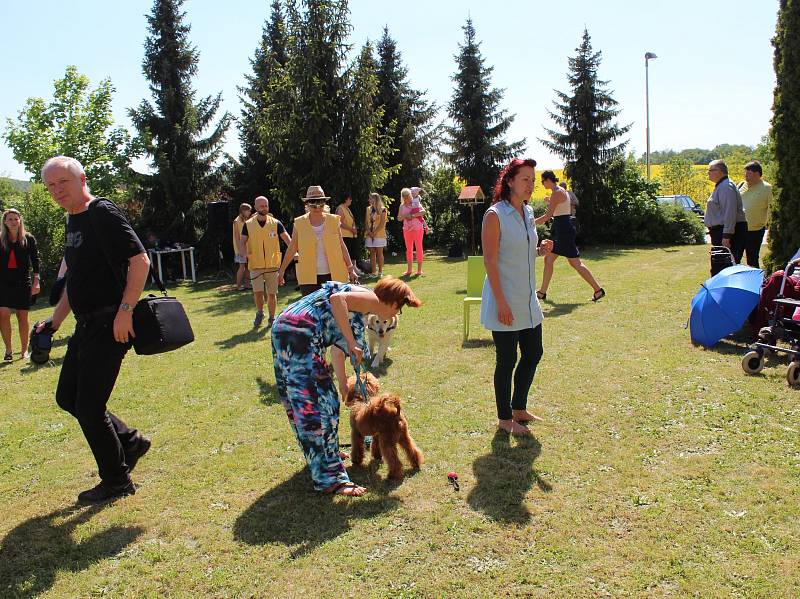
top-left (301, 185), bottom-right (330, 202)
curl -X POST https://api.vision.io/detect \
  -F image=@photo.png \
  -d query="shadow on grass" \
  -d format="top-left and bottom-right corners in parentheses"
top-left (367, 356), bottom-right (394, 377)
top-left (467, 430), bottom-right (551, 524)
top-left (462, 338), bottom-right (494, 349)
top-left (256, 376), bottom-right (279, 406)
top-left (542, 301), bottom-right (581, 319)
top-left (233, 468), bottom-right (400, 558)
top-left (178, 279), bottom-right (302, 317)
top-left (215, 326), bottom-right (271, 350)
top-left (0, 504), bottom-right (144, 598)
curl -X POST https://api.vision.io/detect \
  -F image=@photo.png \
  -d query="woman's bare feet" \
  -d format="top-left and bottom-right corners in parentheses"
top-left (512, 409), bottom-right (543, 424)
top-left (497, 419), bottom-right (531, 436)
top-left (323, 481), bottom-right (367, 496)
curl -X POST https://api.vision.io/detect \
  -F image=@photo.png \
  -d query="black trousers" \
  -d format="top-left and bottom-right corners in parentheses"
top-left (744, 227), bottom-right (766, 269)
top-left (342, 237), bottom-right (360, 264)
top-left (491, 325), bottom-right (543, 421)
top-left (708, 221), bottom-right (748, 264)
top-left (299, 273), bottom-right (332, 297)
top-left (56, 313), bottom-right (141, 485)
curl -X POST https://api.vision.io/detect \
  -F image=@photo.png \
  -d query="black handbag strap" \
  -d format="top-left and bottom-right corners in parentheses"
top-left (86, 198), bottom-right (168, 297)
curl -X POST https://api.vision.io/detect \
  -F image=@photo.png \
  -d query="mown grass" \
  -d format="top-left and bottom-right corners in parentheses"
top-left (1, 246), bottom-right (798, 598)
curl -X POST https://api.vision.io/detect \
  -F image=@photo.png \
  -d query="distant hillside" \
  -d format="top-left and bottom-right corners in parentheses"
top-left (0, 177), bottom-right (31, 193)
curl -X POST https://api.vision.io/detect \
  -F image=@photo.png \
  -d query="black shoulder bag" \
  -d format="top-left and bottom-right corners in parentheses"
top-left (88, 199), bottom-right (194, 355)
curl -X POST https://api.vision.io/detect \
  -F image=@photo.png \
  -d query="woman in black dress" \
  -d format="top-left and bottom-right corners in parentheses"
top-left (0, 209), bottom-right (40, 360)
top-left (534, 171), bottom-right (604, 302)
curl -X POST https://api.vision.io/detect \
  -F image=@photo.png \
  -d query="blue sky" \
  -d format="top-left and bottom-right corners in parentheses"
top-left (0, 0), bottom-right (778, 181)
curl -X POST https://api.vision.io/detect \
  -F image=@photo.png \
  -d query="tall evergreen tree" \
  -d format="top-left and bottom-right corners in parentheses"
top-left (375, 27), bottom-right (438, 243)
top-left (259, 0), bottom-right (392, 223)
top-left (444, 19), bottom-right (524, 197)
top-left (375, 27), bottom-right (438, 195)
top-left (129, 0), bottom-right (232, 240)
top-left (542, 29), bottom-right (630, 242)
top-left (768, 0), bottom-right (800, 269)
top-left (340, 42), bottom-right (393, 215)
top-left (233, 0), bottom-right (287, 212)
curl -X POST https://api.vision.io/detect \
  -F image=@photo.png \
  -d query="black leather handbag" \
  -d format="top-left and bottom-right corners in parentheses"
top-left (88, 199), bottom-right (194, 355)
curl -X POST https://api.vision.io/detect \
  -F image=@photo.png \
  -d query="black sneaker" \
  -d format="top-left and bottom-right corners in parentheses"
top-left (126, 435), bottom-right (151, 473)
top-left (77, 480), bottom-right (136, 504)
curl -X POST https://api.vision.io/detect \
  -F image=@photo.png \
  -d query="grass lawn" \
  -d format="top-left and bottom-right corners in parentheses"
top-left (1, 245), bottom-right (798, 598)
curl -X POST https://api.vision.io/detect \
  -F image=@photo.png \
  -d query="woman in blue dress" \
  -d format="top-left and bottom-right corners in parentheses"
top-left (272, 277), bottom-right (422, 496)
top-left (481, 158), bottom-right (553, 436)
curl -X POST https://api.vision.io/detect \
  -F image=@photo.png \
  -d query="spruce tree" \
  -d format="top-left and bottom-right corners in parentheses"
top-left (233, 0), bottom-right (287, 214)
top-left (375, 26), bottom-right (438, 243)
top-left (542, 29), bottom-right (630, 242)
top-left (444, 18), bottom-right (524, 196)
top-left (768, 0), bottom-right (800, 269)
top-left (129, 0), bottom-right (232, 240)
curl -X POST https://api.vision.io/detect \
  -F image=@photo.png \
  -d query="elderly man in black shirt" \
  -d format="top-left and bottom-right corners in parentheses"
top-left (37, 156), bottom-right (152, 503)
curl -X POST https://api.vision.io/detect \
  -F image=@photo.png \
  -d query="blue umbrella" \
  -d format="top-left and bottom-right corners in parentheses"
top-left (690, 264), bottom-right (764, 347)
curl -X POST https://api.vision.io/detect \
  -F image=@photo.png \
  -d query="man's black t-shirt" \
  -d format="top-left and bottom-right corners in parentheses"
top-left (64, 199), bottom-right (146, 315)
top-left (241, 218), bottom-right (286, 237)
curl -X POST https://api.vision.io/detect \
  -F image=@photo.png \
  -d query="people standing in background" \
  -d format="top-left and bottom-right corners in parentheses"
top-left (738, 160), bottom-right (772, 269)
top-left (232, 202), bottom-right (252, 290)
top-left (409, 186), bottom-right (429, 234)
top-left (278, 185), bottom-right (358, 296)
top-left (364, 192), bottom-right (387, 278)
top-left (398, 188), bottom-right (425, 277)
top-left (536, 171), bottom-right (604, 302)
top-left (0, 209), bottom-right (40, 361)
top-left (704, 159), bottom-right (747, 264)
top-left (336, 193), bottom-right (362, 276)
top-left (240, 196), bottom-right (291, 328)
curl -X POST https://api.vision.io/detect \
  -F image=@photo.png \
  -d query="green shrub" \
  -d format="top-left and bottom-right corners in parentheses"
top-left (7, 184), bottom-right (65, 278)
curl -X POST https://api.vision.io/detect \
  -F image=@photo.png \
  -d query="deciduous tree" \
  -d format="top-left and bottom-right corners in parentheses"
top-left (4, 66), bottom-right (136, 199)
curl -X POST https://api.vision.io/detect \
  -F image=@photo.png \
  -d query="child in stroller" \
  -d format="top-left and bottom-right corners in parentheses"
top-left (743, 254), bottom-right (800, 386)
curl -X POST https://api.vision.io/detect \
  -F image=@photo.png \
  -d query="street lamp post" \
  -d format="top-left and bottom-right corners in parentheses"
top-left (645, 52), bottom-right (657, 180)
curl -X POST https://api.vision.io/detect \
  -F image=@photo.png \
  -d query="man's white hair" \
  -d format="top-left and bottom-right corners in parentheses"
top-left (41, 156), bottom-right (86, 180)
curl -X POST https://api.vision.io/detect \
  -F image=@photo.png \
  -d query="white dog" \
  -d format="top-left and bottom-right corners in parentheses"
top-left (366, 313), bottom-right (397, 368)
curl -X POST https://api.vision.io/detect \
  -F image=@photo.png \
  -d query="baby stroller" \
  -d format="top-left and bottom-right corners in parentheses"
top-left (742, 256), bottom-right (800, 386)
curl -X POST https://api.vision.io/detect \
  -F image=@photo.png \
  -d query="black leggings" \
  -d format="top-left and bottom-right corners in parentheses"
top-left (491, 325), bottom-right (543, 420)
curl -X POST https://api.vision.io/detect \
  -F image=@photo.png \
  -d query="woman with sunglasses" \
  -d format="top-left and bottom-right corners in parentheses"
top-left (278, 185), bottom-right (358, 296)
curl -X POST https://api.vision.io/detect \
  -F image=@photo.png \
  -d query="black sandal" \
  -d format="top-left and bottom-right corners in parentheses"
top-left (3, 351), bottom-right (12, 362)
top-left (591, 288), bottom-right (606, 302)
top-left (536, 290), bottom-right (546, 301)
top-left (322, 481), bottom-right (366, 496)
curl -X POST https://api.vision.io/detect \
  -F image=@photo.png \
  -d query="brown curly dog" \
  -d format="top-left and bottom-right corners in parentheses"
top-left (345, 372), bottom-right (424, 479)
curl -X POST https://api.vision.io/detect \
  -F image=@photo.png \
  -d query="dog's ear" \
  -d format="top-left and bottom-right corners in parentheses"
top-left (367, 314), bottom-right (378, 328)
top-left (388, 315), bottom-right (398, 330)
top-left (364, 372), bottom-right (380, 397)
top-left (345, 374), bottom-right (357, 406)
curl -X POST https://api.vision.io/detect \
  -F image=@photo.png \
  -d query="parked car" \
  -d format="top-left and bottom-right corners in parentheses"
top-left (656, 194), bottom-right (704, 218)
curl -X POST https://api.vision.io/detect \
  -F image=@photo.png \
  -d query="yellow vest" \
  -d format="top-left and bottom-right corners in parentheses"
top-left (232, 216), bottom-right (246, 254)
top-left (294, 213), bottom-right (349, 284)
top-left (339, 205), bottom-right (356, 238)
top-left (365, 206), bottom-right (387, 238)
top-left (244, 215), bottom-right (282, 269)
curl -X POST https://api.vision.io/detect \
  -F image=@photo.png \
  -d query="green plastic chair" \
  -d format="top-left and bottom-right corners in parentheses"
top-left (463, 255), bottom-right (486, 341)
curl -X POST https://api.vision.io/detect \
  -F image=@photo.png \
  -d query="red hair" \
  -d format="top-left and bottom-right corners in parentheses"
top-left (373, 276), bottom-right (422, 309)
top-left (492, 158), bottom-right (538, 203)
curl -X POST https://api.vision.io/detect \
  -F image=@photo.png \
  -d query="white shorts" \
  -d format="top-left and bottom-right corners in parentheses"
top-left (365, 237), bottom-right (387, 248)
top-left (234, 255), bottom-right (247, 264)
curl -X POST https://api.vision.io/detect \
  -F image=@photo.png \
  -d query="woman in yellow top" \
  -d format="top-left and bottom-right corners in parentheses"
top-left (278, 185), bottom-right (358, 296)
top-left (364, 192), bottom-right (387, 277)
top-left (336, 193), bottom-right (361, 275)
top-left (232, 202), bottom-right (252, 290)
